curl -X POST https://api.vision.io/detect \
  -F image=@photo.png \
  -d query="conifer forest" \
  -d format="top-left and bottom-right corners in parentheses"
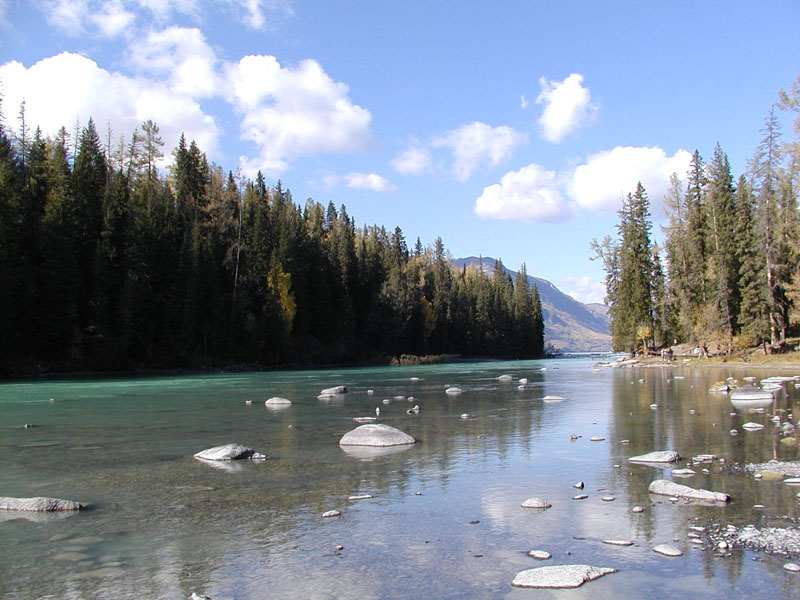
top-left (594, 77), bottom-right (800, 355)
top-left (0, 109), bottom-right (544, 375)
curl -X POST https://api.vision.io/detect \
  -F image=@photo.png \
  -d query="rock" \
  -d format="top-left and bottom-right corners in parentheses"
top-left (573, 481), bottom-right (584, 489)
top-left (709, 381), bottom-right (730, 393)
top-left (460, 413), bottom-right (470, 419)
top-left (671, 468), bottom-right (696, 477)
top-left (511, 565), bottom-right (617, 589)
top-left (339, 424), bottom-right (415, 447)
top-left (629, 451), bottom-right (680, 463)
top-left (497, 374), bottom-right (513, 381)
top-left (190, 594), bottom-right (211, 600)
top-left (347, 494), bottom-right (374, 501)
top-left (589, 436), bottom-right (604, 442)
top-left (784, 478), bottom-right (800, 485)
top-left (322, 510), bottom-right (340, 518)
top-left (265, 397), bottom-right (291, 406)
top-left (653, 544), bottom-right (683, 557)
top-left (320, 386), bottom-right (348, 396)
top-left (648, 479), bottom-right (730, 503)
top-left (542, 395), bottom-right (566, 402)
top-left (632, 506), bottom-right (645, 513)
top-left (519, 378), bottom-right (529, 385)
top-left (602, 540), bottom-right (633, 546)
top-left (521, 497), bottom-right (551, 509)
top-left (784, 563), bottom-right (800, 572)
top-left (572, 494), bottom-right (588, 500)
top-left (528, 550), bottom-right (551, 560)
top-left (602, 496), bottom-right (615, 502)
top-left (445, 387), bottom-right (462, 395)
top-left (742, 422), bottom-right (765, 431)
top-left (194, 444), bottom-right (265, 461)
top-left (0, 496), bottom-right (86, 512)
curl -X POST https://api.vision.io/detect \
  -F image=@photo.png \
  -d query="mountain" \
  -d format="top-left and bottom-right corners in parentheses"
top-left (453, 257), bottom-right (612, 352)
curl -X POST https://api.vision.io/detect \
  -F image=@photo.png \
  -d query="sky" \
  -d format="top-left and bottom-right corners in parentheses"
top-left (1, 1), bottom-right (799, 305)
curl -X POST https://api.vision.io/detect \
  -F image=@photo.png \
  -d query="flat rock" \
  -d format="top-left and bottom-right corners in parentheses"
top-left (521, 497), bottom-right (551, 509)
top-left (0, 496), bottom-right (86, 512)
top-left (648, 479), bottom-right (730, 503)
top-left (528, 550), bottom-right (552, 560)
top-left (445, 387), bottom-right (463, 395)
top-left (339, 424), bottom-right (415, 447)
top-left (589, 436), bottom-right (604, 442)
top-left (193, 443), bottom-right (265, 461)
top-left (671, 468), bottom-right (696, 477)
top-left (784, 563), bottom-right (800, 572)
top-left (511, 565), bottom-right (617, 589)
top-left (497, 374), bottom-right (513, 381)
top-left (653, 544), bottom-right (683, 557)
top-left (322, 510), bottom-right (341, 518)
top-left (629, 451), bottom-right (680, 463)
top-left (320, 386), bottom-right (348, 396)
top-left (542, 395), bottom-right (566, 402)
top-left (742, 422), bottom-right (765, 431)
top-left (602, 539), bottom-right (633, 546)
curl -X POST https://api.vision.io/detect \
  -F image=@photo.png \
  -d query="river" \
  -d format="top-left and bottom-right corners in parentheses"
top-left (1, 358), bottom-right (799, 598)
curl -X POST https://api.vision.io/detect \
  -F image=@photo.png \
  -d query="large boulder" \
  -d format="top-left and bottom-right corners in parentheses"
top-left (511, 565), bottom-right (617, 588)
top-left (648, 479), bottom-right (730, 503)
top-left (193, 443), bottom-right (266, 461)
top-left (339, 424), bottom-right (415, 447)
top-left (629, 451), bottom-right (681, 464)
top-left (0, 496), bottom-right (86, 511)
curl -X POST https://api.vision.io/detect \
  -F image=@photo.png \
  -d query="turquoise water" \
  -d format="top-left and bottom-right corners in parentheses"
top-left (1, 359), bottom-right (800, 599)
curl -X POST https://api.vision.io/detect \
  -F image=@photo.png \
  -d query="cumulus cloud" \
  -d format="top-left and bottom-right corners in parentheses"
top-left (391, 143), bottom-right (432, 176)
top-left (128, 26), bottom-right (218, 97)
top-left (432, 121), bottom-right (527, 181)
top-left (473, 145), bottom-right (691, 223)
top-left (226, 55), bottom-right (373, 176)
top-left (556, 276), bottom-right (607, 305)
top-left (570, 146), bottom-right (692, 213)
top-left (91, 0), bottom-right (136, 37)
top-left (536, 73), bottom-right (595, 143)
top-left (474, 163), bottom-right (573, 222)
top-left (0, 52), bottom-right (220, 159)
top-left (231, 0), bottom-right (293, 30)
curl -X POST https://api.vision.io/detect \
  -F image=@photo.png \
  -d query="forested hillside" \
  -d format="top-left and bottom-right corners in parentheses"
top-left (0, 111), bottom-right (544, 375)
top-left (594, 78), bottom-right (800, 355)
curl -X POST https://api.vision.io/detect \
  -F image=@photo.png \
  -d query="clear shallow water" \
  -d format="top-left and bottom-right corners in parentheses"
top-left (1, 359), bottom-right (799, 599)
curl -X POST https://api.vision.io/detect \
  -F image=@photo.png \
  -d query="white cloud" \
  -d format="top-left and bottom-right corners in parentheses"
top-left (318, 172), bottom-right (395, 192)
top-left (432, 121), bottom-right (527, 181)
top-left (231, 0), bottom-right (293, 30)
top-left (520, 94), bottom-right (528, 109)
top-left (570, 146), bottom-right (692, 213)
top-left (344, 172), bottom-right (395, 192)
top-left (91, 0), bottom-right (135, 37)
top-left (536, 73), bottom-right (595, 143)
top-left (556, 276), bottom-right (607, 305)
top-left (225, 55), bottom-right (373, 176)
top-left (391, 143), bottom-right (432, 175)
top-left (474, 163), bottom-right (573, 222)
top-left (128, 27), bottom-right (218, 97)
top-left (0, 52), bottom-right (220, 159)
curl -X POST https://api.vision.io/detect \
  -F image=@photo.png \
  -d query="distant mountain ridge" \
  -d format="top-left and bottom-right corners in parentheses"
top-left (453, 257), bottom-right (612, 352)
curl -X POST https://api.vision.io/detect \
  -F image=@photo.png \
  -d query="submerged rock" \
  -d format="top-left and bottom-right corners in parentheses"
top-left (0, 496), bottom-right (86, 512)
top-left (648, 479), bottom-right (730, 503)
top-left (339, 424), bottom-right (415, 447)
top-left (445, 387), bottom-right (463, 395)
top-left (511, 565), bottom-right (617, 589)
top-left (629, 451), bottom-right (680, 463)
top-left (265, 397), bottom-right (291, 407)
top-left (497, 374), bottom-right (513, 382)
top-left (542, 395), bottom-right (566, 403)
top-left (193, 444), bottom-right (266, 461)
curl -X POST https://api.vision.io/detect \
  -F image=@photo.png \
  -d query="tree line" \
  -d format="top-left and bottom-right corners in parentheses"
top-left (594, 78), bottom-right (800, 355)
top-left (0, 107), bottom-right (544, 375)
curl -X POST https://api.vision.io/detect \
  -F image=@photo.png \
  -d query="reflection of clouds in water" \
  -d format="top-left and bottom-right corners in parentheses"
top-left (193, 458), bottom-right (247, 473)
top-left (0, 510), bottom-right (80, 524)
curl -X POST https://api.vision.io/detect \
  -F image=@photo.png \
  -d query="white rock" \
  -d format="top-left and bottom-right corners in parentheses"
top-left (347, 494), bottom-right (373, 501)
top-left (339, 424), bottom-right (415, 447)
top-left (0, 496), bottom-right (86, 512)
top-left (602, 496), bottom-right (615, 502)
top-left (497, 374), bottom-right (513, 381)
top-left (573, 494), bottom-right (588, 500)
top-left (783, 562), bottom-right (800, 572)
top-left (629, 451), bottom-right (680, 463)
top-left (194, 444), bottom-right (266, 461)
top-left (632, 506), bottom-right (645, 513)
top-left (460, 413), bottom-right (470, 419)
top-left (602, 540), bottom-right (633, 546)
top-left (542, 395), bottom-right (566, 402)
top-left (265, 397), bottom-right (291, 406)
top-left (648, 479), bottom-right (730, 503)
top-left (742, 422), bottom-right (765, 431)
top-left (445, 387), bottom-right (463, 395)
top-left (783, 478), bottom-right (800, 486)
top-left (528, 550), bottom-right (551, 560)
top-left (410, 377), bottom-right (420, 382)
top-left (511, 565), bottom-right (617, 589)
top-left (320, 386), bottom-right (348, 396)
top-left (322, 510), bottom-right (341, 518)
top-left (521, 497), bottom-right (551, 509)
top-left (519, 378), bottom-right (529, 385)
top-left (589, 436), bottom-right (605, 442)
top-left (671, 468), bottom-right (696, 477)
top-left (653, 544), bottom-right (683, 557)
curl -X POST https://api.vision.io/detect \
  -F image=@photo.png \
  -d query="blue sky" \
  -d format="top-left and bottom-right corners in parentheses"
top-left (1, 1), bottom-right (799, 304)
